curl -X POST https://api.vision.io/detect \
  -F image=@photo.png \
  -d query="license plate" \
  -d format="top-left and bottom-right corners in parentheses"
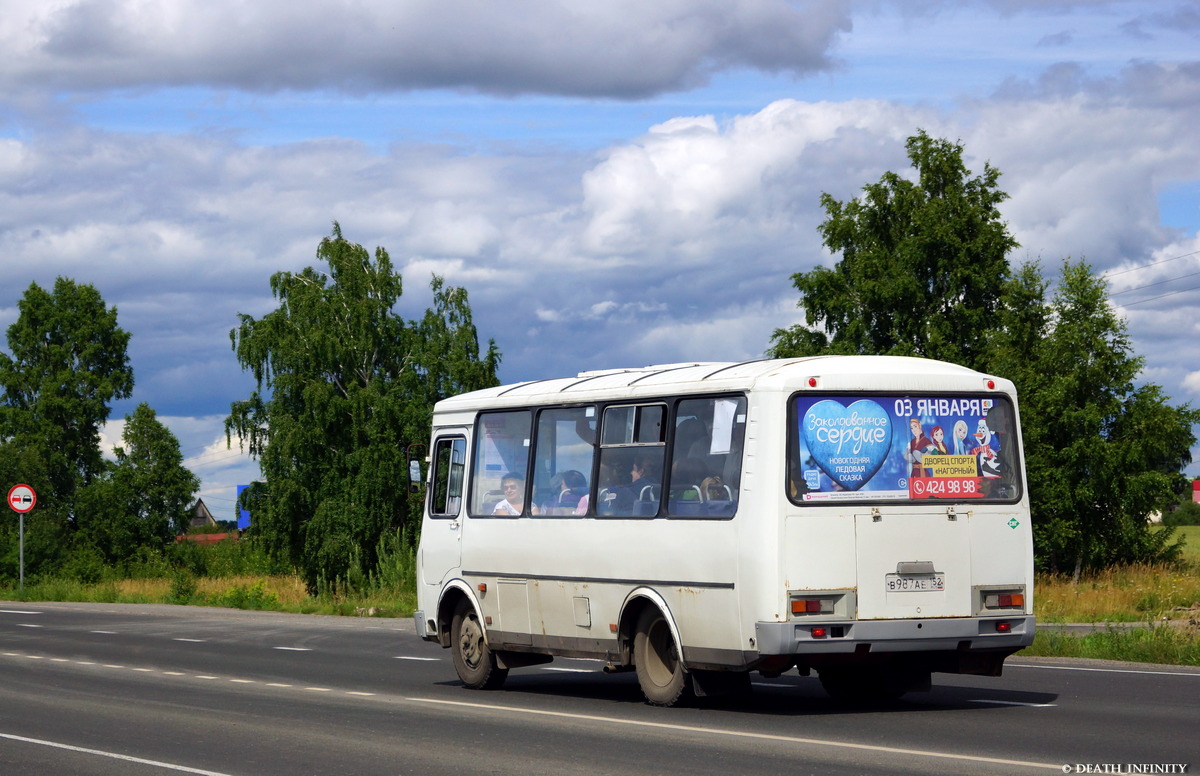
top-left (885, 573), bottom-right (945, 592)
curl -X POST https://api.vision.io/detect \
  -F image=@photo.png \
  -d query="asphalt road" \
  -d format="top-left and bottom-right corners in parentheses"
top-left (1, 602), bottom-right (1196, 775)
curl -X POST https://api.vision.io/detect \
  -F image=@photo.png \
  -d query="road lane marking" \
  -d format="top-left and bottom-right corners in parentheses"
top-left (407, 697), bottom-right (1064, 771)
top-left (273, 647), bottom-right (312, 651)
top-left (16, 624), bottom-right (42, 628)
top-left (969, 699), bottom-right (1056, 707)
top-left (0, 732), bottom-right (236, 776)
top-left (542, 667), bottom-right (593, 673)
top-left (394, 656), bottom-right (440, 661)
top-left (0, 610), bottom-right (42, 615)
top-left (174, 638), bottom-right (206, 643)
top-left (1008, 663), bottom-right (1200, 678)
top-left (91, 630), bottom-right (116, 634)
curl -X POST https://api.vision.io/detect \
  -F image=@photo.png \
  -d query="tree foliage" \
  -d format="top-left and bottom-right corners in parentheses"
top-left (770, 131), bottom-right (1198, 572)
top-left (0, 278), bottom-right (134, 515)
top-left (992, 261), bottom-right (1200, 574)
top-left (770, 130), bottom-right (1017, 371)
top-left (0, 278), bottom-right (135, 580)
top-left (226, 223), bottom-right (500, 591)
top-left (81, 403), bottom-right (200, 562)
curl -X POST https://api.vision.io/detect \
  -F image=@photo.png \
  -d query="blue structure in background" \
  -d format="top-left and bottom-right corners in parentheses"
top-left (237, 484), bottom-right (252, 530)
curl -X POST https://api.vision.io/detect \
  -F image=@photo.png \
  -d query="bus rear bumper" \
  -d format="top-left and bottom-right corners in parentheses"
top-left (755, 615), bottom-right (1035, 656)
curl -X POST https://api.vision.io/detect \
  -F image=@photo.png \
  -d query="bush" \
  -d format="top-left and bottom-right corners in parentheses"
top-left (1163, 501), bottom-right (1200, 527)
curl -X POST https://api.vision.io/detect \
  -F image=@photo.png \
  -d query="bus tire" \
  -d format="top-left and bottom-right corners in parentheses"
top-left (633, 607), bottom-right (691, 706)
top-left (451, 599), bottom-right (508, 690)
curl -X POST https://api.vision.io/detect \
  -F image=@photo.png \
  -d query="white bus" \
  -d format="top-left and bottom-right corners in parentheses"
top-left (414, 356), bottom-right (1034, 705)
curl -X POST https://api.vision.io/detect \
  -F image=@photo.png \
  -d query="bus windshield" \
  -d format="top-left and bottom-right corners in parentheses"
top-left (789, 393), bottom-right (1022, 504)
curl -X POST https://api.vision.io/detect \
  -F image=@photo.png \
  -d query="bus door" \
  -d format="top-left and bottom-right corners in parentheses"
top-left (854, 511), bottom-right (971, 620)
top-left (421, 431), bottom-right (468, 586)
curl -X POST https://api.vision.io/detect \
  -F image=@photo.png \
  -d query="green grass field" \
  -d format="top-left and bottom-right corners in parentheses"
top-left (1171, 525), bottom-right (1200, 564)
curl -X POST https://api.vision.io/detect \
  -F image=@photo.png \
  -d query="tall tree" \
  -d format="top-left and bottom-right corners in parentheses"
top-left (768, 132), bottom-right (1197, 573)
top-left (0, 278), bottom-right (133, 519)
top-left (995, 261), bottom-right (1198, 575)
top-left (227, 223), bottom-right (500, 590)
top-left (770, 130), bottom-right (1017, 371)
top-left (79, 403), bottom-right (200, 562)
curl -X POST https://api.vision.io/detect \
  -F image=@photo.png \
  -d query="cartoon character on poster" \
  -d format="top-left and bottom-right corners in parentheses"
top-left (904, 418), bottom-right (932, 479)
top-left (952, 419), bottom-right (970, 455)
top-left (971, 418), bottom-right (1001, 478)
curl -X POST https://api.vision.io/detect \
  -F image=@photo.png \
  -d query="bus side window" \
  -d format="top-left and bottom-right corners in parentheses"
top-left (532, 406), bottom-right (596, 516)
top-left (470, 410), bottom-right (533, 516)
top-left (430, 437), bottom-right (466, 518)
top-left (596, 404), bottom-right (666, 518)
top-left (668, 396), bottom-right (746, 518)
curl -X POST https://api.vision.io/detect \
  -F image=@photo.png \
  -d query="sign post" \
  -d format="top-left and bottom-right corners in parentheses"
top-left (8, 484), bottom-right (36, 592)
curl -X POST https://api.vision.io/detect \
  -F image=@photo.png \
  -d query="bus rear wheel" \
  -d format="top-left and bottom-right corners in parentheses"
top-left (451, 599), bottom-right (508, 690)
top-left (633, 608), bottom-right (691, 706)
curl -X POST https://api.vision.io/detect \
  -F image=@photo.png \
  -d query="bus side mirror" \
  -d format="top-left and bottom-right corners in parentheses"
top-left (409, 459), bottom-right (423, 493)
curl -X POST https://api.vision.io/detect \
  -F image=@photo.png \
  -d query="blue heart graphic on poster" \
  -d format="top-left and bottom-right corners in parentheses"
top-left (801, 400), bottom-right (893, 490)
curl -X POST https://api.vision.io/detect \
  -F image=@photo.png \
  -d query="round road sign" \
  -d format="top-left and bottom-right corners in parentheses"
top-left (7, 484), bottom-right (36, 514)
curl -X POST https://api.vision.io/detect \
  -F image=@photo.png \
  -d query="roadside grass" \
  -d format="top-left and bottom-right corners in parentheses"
top-left (0, 574), bottom-right (417, 618)
top-left (1019, 625), bottom-right (1200, 666)
top-left (1033, 562), bottom-right (1200, 624)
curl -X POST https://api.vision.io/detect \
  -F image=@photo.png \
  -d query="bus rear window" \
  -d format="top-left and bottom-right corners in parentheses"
top-left (789, 394), bottom-right (1021, 504)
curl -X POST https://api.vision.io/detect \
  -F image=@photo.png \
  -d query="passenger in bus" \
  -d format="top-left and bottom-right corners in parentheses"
top-left (630, 454), bottom-right (660, 503)
top-left (543, 470), bottom-right (587, 514)
top-left (701, 475), bottom-right (731, 501)
top-left (493, 473), bottom-right (537, 516)
top-left (669, 457), bottom-right (706, 502)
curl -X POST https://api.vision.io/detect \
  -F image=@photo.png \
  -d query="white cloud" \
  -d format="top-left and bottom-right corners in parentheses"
top-left (0, 0), bottom-right (851, 98)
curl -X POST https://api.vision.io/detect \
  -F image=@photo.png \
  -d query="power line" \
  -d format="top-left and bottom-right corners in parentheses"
top-left (1102, 249), bottom-right (1200, 279)
top-left (1116, 283), bottom-right (1200, 307)
top-left (1109, 269), bottom-right (1200, 297)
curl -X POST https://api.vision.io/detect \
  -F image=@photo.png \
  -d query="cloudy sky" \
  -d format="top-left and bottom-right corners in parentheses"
top-left (2, 0), bottom-right (1198, 517)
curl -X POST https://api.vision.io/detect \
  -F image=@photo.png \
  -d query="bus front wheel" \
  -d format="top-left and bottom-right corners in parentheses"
top-left (451, 599), bottom-right (508, 690)
top-left (633, 608), bottom-right (691, 706)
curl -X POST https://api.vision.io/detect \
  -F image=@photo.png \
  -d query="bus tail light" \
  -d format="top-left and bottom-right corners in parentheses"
top-left (791, 597), bottom-right (836, 615)
top-left (981, 589), bottom-right (1025, 610)
top-left (995, 621), bottom-right (1012, 633)
top-left (811, 627), bottom-right (828, 639)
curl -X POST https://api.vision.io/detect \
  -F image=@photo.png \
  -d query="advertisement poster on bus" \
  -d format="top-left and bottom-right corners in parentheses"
top-left (790, 394), bottom-right (1019, 503)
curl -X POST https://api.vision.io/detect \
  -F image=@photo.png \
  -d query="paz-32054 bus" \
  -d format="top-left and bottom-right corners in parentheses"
top-left (414, 356), bottom-right (1034, 705)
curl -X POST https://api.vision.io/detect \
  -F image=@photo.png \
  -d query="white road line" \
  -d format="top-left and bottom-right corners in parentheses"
top-left (969, 699), bottom-right (1057, 708)
top-left (0, 732), bottom-right (236, 776)
top-left (346, 691), bottom-right (376, 697)
top-left (0, 610), bottom-right (42, 615)
top-left (174, 638), bottom-right (206, 643)
top-left (90, 630), bottom-right (116, 634)
top-left (304, 687), bottom-right (332, 692)
top-left (273, 647), bottom-right (312, 651)
top-left (394, 656), bottom-right (440, 661)
top-left (541, 667), bottom-right (593, 673)
top-left (267, 683), bottom-right (292, 688)
top-left (16, 624), bottom-right (42, 628)
top-left (1008, 663), bottom-right (1200, 678)
top-left (408, 697), bottom-right (1064, 771)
